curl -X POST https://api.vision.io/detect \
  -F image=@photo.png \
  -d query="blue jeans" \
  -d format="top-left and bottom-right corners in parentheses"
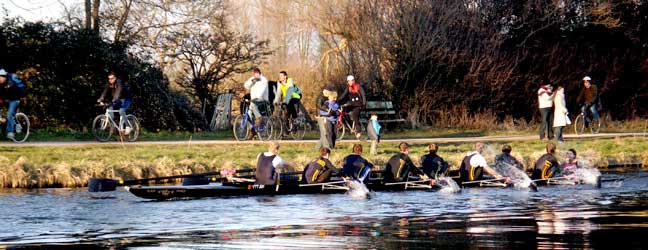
top-left (539, 108), bottom-right (553, 139)
top-left (582, 104), bottom-right (600, 121)
top-left (6, 100), bottom-right (19, 133)
top-left (109, 99), bottom-right (132, 128)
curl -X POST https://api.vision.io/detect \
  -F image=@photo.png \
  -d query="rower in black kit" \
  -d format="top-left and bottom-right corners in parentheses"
top-left (383, 142), bottom-right (429, 183)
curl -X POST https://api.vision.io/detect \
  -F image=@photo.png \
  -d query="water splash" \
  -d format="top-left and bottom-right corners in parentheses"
top-left (574, 167), bottom-right (602, 186)
top-left (494, 162), bottom-right (534, 190)
top-left (436, 177), bottom-right (460, 193)
top-left (347, 181), bottom-right (370, 199)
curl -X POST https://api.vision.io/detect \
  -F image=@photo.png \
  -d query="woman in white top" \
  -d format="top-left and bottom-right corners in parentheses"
top-left (552, 86), bottom-right (568, 142)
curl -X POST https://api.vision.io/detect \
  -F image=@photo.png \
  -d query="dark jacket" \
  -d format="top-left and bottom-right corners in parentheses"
top-left (339, 84), bottom-right (366, 107)
top-left (341, 154), bottom-right (374, 182)
top-left (315, 94), bottom-right (328, 114)
top-left (495, 153), bottom-right (524, 170)
top-left (420, 153), bottom-right (449, 178)
top-left (99, 79), bottom-right (132, 103)
top-left (531, 153), bottom-right (560, 180)
top-left (384, 153), bottom-right (425, 183)
top-left (302, 157), bottom-right (339, 184)
top-left (0, 73), bottom-right (27, 100)
top-left (576, 85), bottom-right (598, 106)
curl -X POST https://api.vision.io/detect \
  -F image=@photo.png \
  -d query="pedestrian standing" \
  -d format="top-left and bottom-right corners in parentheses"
top-left (367, 113), bottom-right (381, 155)
top-left (553, 86), bottom-right (569, 142)
top-left (538, 81), bottom-right (554, 140)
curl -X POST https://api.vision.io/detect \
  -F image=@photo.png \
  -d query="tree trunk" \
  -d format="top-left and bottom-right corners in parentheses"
top-left (92, 0), bottom-right (101, 32)
top-left (85, 0), bottom-right (92, 29)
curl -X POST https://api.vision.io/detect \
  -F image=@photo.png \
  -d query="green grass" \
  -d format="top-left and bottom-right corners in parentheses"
top-left (0, 136), bottom-right (646, 188)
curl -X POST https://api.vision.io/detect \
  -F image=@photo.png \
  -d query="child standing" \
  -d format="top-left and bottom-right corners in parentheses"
top-left (367, 113), bottom-right (381, 155)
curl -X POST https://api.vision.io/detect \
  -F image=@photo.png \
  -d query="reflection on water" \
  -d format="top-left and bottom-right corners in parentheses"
top-left (1, 171), bottom-right (647, 249)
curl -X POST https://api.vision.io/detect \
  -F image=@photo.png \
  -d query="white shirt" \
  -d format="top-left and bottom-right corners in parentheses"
top-left (537, 86), bottom-right (553, 109)
top-left (263, 152), bottom-right (285, 168)
top-left (244, 75), bottom-right (269, 102)
top-left (468, 151), bottom-right (488, 168)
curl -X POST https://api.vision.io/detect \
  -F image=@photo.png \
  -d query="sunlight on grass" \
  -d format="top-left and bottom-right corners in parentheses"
top-left (0, 137), bottom-right (645, 188)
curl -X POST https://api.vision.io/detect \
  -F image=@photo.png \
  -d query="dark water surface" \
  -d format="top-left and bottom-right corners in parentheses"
top-left (1, 171), bottom-right (646, 249)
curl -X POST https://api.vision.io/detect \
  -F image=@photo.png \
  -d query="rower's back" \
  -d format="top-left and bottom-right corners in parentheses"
top-left (255, 153), bottom-right (277, 185)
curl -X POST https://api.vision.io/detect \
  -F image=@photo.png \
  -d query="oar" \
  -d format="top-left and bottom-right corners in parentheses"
top-left (461, 178), bottom-right (507, 185)
top-left (88, 169), bottom-right (255, 192)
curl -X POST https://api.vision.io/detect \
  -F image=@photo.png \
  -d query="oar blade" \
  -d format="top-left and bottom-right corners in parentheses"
top-left (88, 178), bottom-right (119, 192)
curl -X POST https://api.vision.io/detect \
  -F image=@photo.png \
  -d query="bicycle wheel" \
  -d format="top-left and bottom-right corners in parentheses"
top-left (269, 116), bottom-right (283, 140)
top-left (232, 115), bottom-right (248, 141)
top-left (92, 115), bottom-right (113, 142)
top-left (336, 122), bottom-right (346, 141)
top-left (256, 116), bottom-right (273, 141)
top-left (591, 118), bottom-right (601, 134)
top-left (290, 118), bottom-right (307, 140)
top-left (11, 113), bottom-right (30, 143)
top-left (124, 115), bottom-right (141, 142)
top-left (573, 114), bottom-right (585, 135)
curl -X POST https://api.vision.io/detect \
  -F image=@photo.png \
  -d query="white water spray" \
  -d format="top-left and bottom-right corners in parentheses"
top-left (347, 181), bottom-right (370, 199)
top-left (436, 176), bottom-right (461, 193)
top-left (494, 162), bottom-right (534, 190)
top-left (574, 167), bottom-right (602, 185)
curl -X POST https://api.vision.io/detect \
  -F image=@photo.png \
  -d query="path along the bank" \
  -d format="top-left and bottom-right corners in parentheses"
top-left (0, 132), bottom-right (644, 147)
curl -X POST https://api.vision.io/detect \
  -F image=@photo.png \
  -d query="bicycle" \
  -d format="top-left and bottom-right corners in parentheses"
top-left (0, 109), bottom-right (30, 143)
top-left (232, 99), bottom-right (273, 141)
top-left (336, 106), bottom-right (364, 141)
top-left (92, 103), bottom-right (141, 142)
top-left (273, 103), bottom-right (311, 140)
top-left (573, 104), bottom-right (601, 135)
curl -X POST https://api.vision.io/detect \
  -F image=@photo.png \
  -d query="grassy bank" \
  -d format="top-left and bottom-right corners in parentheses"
top-left (0, 136), bottom-right (646, 188)
top-left (17, 117), bottom-right (648, 142)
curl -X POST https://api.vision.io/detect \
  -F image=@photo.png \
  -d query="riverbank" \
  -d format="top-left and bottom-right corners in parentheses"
top-left (0, 136), bottom-right (645, 188)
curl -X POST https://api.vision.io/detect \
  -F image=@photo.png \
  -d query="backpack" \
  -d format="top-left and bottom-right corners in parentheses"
top-left (287, 78), bottom-right (302, 99)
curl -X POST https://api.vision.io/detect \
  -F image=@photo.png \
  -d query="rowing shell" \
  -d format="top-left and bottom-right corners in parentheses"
top-left (126, 181), bottom-right (349, 200)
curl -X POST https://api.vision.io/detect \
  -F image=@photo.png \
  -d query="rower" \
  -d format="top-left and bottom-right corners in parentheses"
top-left (459, 142), bottom-right (503, 183)
top-left (255, 141), bottom-right (289, 185)
top-left (341, 144), bottom-right (374, 183)
top-left (384, 142), bottom-right (429, 183)
top-left (302, 147), bottom-right (339, 184)
top-left (561, 148), bottom-right (580, 176)
top-left (494, 145), bottom-right (524, 170)
top-left (420, 143), bottom-right (449, 179)
top-left (532, 143), bottom-right (561, 180)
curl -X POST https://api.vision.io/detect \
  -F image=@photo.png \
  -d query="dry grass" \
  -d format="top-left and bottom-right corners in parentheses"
top-left (0, 136), bottom-right (646, 188)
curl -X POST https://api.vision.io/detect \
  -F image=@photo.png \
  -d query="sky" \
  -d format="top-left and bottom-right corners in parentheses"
top-left (0, 0), bottom-right (79, 22)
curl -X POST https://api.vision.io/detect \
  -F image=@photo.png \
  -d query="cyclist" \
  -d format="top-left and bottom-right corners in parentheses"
top-left (273, 71), bottom-right (302, 120)
top-left (576, 76), bottom-right (600, 126)
top-left (0, 69), bottom-right (27, 140)
top-left (243, 68), bottom-right (269, 128)
top-left (339, 75), bottom-right (366, 140)
top-left (97, 71), bottom-right (133, 134)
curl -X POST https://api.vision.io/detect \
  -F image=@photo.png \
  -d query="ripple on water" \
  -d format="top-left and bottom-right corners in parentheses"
top-left (0, 171), bottom-right (647, 249)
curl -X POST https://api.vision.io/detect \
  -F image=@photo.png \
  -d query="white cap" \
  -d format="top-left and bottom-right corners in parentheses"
top-left (0, 69), bottom-right (7, 76)
top-left (583, 76), bottom-right (591, 81)
top-left (347, 75), bottom-right (354, 81)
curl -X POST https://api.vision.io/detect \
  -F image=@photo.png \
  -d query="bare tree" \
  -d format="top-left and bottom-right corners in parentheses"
top-left (164, 17), bottom-right (272, 114)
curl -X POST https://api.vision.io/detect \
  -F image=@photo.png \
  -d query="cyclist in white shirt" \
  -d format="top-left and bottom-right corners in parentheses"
top-left (244, 68), bottom-right (269, 127)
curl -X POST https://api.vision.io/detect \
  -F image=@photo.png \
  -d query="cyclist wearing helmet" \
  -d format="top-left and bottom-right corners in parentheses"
top-left (0, 69), bottom-right (27, 140)
top-left (97, 71), bottom-right (133, 134)
top-left (339, 75), bottom-right (366, 140)
top-left (576, 76), bottom-right (600, 124)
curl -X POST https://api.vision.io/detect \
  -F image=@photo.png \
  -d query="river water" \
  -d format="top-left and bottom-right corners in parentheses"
top-left (1, 170), bottom-right (646, 249)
